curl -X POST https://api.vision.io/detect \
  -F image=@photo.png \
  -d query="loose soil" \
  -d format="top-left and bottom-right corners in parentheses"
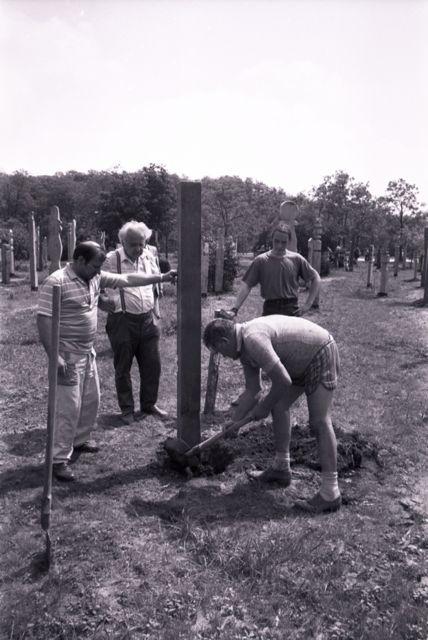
top-left (0, 261), bottom-right (427, 640)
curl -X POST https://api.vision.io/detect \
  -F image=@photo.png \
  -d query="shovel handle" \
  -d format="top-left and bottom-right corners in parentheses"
top-left (185, 414), bottom-right (253, 457)
top-left (41, 285), bottom-right (61, 530)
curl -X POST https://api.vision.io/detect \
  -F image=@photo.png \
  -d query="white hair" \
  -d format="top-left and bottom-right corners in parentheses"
top-left (118, 220), bottom-right (152, 244)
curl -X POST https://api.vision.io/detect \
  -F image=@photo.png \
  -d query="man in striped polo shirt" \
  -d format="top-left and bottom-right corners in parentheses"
top-left (37, 241), bottom-right (177, 482)
top-left (203, 315), bottom-right (341, 514)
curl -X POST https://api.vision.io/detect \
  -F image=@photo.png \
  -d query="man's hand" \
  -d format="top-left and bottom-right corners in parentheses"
top-left (296, 304), bottom-right (312, 317)
top-left (216, 308), bottom-right (236, 320)
top-left (57, 354), bottom-right (67, 376)
top-left (163, 269), bottom-right (178, 284)
top-left (98, 294), bottom-right (116, 313)
top-left (249, 399), bottom-right (271, 421)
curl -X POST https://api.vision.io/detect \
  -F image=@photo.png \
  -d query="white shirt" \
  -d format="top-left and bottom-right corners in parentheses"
top-left (103, 245), bottom-right (160, 314)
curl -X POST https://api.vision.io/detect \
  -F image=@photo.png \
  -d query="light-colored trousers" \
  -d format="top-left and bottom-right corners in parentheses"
top-left (53, 351), bottom-right (100, 464)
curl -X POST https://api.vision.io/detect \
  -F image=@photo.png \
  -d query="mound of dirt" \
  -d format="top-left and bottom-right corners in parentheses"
top-left (160, 422), bottom-right (382, 478)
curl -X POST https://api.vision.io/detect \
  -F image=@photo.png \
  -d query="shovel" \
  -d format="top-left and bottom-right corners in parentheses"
top-left (164, 413), bottom-right (254, 471)
top-left (40, 284), bottom-right (61, 570)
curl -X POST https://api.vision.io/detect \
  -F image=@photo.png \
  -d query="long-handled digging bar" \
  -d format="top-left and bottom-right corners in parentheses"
top-left (40, 284), bottom-right (61, 570)
top-left (164, 413), bottom-right (255, 472)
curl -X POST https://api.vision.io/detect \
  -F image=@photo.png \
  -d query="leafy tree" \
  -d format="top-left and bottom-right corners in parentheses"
top-left (385, 179), bottom-right (421, 259)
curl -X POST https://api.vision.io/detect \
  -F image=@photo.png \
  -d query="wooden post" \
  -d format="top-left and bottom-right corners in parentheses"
top-left (279, 201), bottom-right (298, 252)
top-left (28, 213), bottom-right (38, 291)
top-left (177, 182), bottom-right (201, 448)
top-left (348, 240), bottom-right (354, 272)
top-left (214, 229), bottom-right (225, 293)
top-left (312, 218), bottom-right (322, 308)
top-left (377, 248), bottom-right (389, 297)
top-left (393, 243), bottom-right (399, 277)
top-left (413, 251), bottom-right (418, 281)
top-left (423, 229), bottom-right (428, 300)
top-left (201, 240), bottom-right (209, 297)
top-left (401, 244), bottom-right (407, 269)
top-left (67, 219), bottom-right (76, 261)
top-left (366, 244), bottom-right (374, 288)
top-left (42, 236), bottom-right (48, 269)
top-left (48, 206), bottom-right (62, 274)
top-left (8, 229), bottom-right (15, 276)
top-left (37, 226), bottom-right (44, 271)
top-left (204, 352), bottom-right (221, 415)
top-left (307, 237), bottom-right (314, 266)
top-left (99, 231), bottom-right (106, 251)
top-left (1, 241), bottom-right (11, 285)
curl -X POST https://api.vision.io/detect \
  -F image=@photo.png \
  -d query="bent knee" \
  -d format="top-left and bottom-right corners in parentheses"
top-left (308, 419), bottom-right (330, 436)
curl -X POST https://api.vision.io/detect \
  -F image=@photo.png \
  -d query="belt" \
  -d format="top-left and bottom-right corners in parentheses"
top-left (265, 298), bottom-right (297, 304)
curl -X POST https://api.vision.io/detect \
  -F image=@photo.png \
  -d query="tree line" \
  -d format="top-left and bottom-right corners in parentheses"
top-left (0, 165), bottom-right (425, 260)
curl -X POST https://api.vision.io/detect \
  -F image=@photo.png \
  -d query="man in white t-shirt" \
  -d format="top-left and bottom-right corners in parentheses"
top-left (203, 315), bottom-right (341, 514)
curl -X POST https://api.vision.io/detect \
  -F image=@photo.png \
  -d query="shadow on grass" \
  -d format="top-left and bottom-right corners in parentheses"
top-left (0, 463), bottom-right (44, 495)
top-left (126, 483), bottom-right (291, 526)
top-left (3, 428), bottom-right (45, 457)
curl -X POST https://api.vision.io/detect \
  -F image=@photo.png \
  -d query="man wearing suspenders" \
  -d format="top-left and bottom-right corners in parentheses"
top-left (102, 221), bottom-right (169, 425)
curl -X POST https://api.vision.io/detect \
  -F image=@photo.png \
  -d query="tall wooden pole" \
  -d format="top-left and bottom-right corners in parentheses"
top-left (311, 218), bottom-right (322, 308)
top-left (177, 182), bottom-right (201, 448)
top-left (393, 243), bottom-right (400, 277)
top-left (201, 240), bottom-right (209, 297)
top-left (214, 228), bottom-right (224, 294)
top-left (423, 229), bottom-right (428, 305)
top-left (8, 229), bottom-right (15, 276)
top-left (377, 248), bottom-right (389, 297)
top-left (279, 201), bottom-right (298, 252)
top-left (68, 219), bottom-right (76, 261)
top-left (29, 213), bottom-right (38, 291)
top-left (48, 206), bottom-right (62, 274)
top-left (366, 244), bottom-right (374, 288)
top-left (1, 241), bottom-right (11, 285)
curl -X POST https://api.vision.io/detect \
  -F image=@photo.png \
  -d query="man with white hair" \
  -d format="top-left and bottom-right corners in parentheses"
top-left (102, 220), bottom-right (169, 424)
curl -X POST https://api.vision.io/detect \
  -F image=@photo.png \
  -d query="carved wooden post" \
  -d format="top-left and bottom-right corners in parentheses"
top-left (413, 250), bottom-right (418, 281)
top-left (312, 219), bottom-right (322, 308)
top-left (366, 244), bottom-right (374, 288)
top-left (307, 237), bottom-right (314, 266)
top-left (36, 225), bottom-right (43, 271)
top-left (48, 206), bottom-right (62, 274)
top-left (8, 229), bottom-right (15, 276)
top-left (423, 229), bottom-right (428, 298)
top-left (201, 240), bottom-right (209, 297)
top-left (177, 182), bottom-right (201, 448)
top-left (402, 244), bottom-right (407, 269)
top-left (393, 243), bottom-right (399, 277)
top-left (1, 241), bottom-right (11, 285)
top-left (204, 351), bottom-right (221, 415)
top-left (42, 236), bottom-right (48, 269)
top-left (377, 248), bottom-right (389, 297)
top-left (99, 231), bottom-right (106, 251)
top-left (28, 213), bottom-right (38, 291)
top-left (279, 201), bottom-right (298, 252)
top-left (214, 228), bottom-right (224, 294)
top-left (67, 219), bottom-right (76, 261)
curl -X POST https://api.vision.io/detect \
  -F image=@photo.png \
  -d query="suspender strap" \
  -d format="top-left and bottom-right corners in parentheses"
top-left (116, 250), bottom-right (127, 313)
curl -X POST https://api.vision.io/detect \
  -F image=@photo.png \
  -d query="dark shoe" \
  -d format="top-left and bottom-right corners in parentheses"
top-left (74, 440), bottom-right (100, 454)
top-left (120, 413), bottom-right (135, 426)
top-left (294, 492), bottom-right (341, 514)
top-left (246, 467), bottom-right (292, 487)
top-left (143, 404), bottom-right (169, 419)
top-left (53, 462), bottom-right (75, 482)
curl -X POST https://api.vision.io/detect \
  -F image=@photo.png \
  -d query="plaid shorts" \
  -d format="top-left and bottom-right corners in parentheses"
top-left (293, 337), bottom-right (340, 396)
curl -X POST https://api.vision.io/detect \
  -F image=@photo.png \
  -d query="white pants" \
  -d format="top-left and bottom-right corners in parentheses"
top-left (53, 351), bottom-right (100, 464)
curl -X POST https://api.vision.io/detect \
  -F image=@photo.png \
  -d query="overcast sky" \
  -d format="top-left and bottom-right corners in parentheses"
top-left (1, 0), bottom-right (427, 203)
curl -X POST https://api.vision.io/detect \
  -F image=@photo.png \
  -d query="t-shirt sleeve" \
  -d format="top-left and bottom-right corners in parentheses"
top-left (244, 331), bottom-right (281, 374)
top-left (242, 257), bottom-right (262, 288)
top-left (37, 274), bottom-right (59, 317)
top-left (298, 255), bottom-right (318, 282)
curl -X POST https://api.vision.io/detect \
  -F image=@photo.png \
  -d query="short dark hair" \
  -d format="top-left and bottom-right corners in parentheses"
top-left (271, 222), bottom-right (292, 240)
top-left (203, 319), bottom-right (235, 350)
top-left (73, 241), bottom-right (106, 263)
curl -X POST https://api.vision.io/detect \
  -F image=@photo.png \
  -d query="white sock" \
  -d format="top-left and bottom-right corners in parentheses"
top-left (320, 472), bottom-right (340, 501)
top-left (272, 452), bottom-right (291, 472)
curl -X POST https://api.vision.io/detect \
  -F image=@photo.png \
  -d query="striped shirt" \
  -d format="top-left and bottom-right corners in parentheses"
top-left (38, 264), bottom-right (122, 353)
top-left (102, 245), bottom-right (159, 314)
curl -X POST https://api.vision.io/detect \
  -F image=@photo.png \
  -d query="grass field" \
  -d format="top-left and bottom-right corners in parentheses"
top-left (0, 258), bottom-right (427, 640)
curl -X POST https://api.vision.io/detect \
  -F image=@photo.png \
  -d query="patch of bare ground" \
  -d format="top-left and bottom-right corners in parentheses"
top-left (0, 262), bottom-right (427, 640)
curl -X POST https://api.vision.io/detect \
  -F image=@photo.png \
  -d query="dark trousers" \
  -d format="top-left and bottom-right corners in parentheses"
top-left (106, 311), bottom-right (161, 415)
top-left (262, 298), bottom-right (299, 317)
